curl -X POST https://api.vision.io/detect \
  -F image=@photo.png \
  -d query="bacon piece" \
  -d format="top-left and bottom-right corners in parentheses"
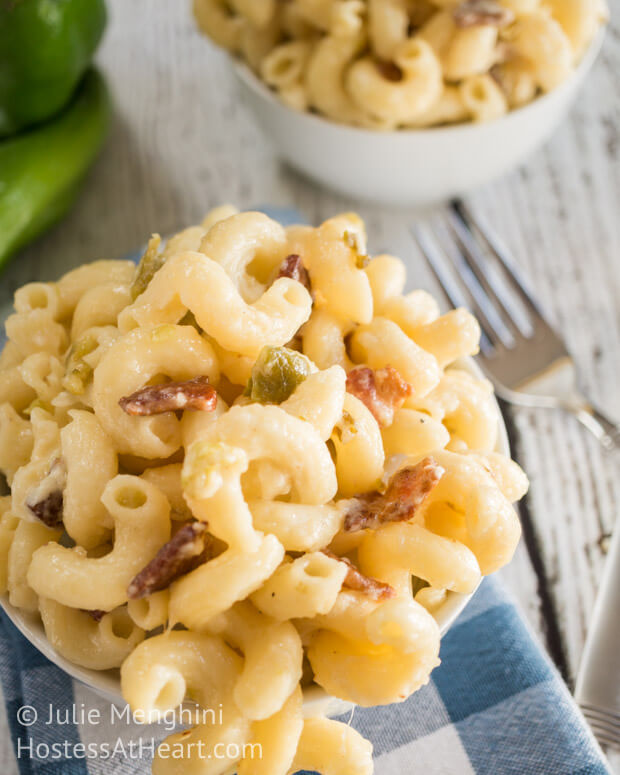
top-left (276, 254), bottom-right (312, 294)
top-left (119, 376), bottom-right (217, 416)
top-left (27, 490), bottom-right (63, 528)
top-left (26, 458), bottom-right (66, 528)
top-left (127, 523), bottom-right (213, 599)
top-left (453, 1), bottom-right (514, 28)
top-left (323, 550), bottom-right (395, 601)
top-left (346, 365), bottom-right (412, 427)
top-left (344, 456), bottom-right (444, 533)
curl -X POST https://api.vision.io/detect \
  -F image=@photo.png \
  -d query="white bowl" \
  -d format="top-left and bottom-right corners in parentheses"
top-left (233, 32), bottom-right (604, 207)
top-left (0, 358), bottom-right (509, 717)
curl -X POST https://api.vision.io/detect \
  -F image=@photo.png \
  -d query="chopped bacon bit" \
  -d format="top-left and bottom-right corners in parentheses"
top-left (27, 489), bottom-right (63, 528)
top-left (453, 1), bottom-right (514, 28)
top-left (83, 609), bottom-right (106, 622)
top-left (346, 365), bottom-right (412, 427)
top-left (376, 60), bottom-right (403, 82)
top-left (276, 254), bottom-right (312, 294)
top-left (374, 366), bottom-right (412, 418)
top-left (323, 549), bottom-right (396, 601)
top-left (127, 522), bottom-right (213, 599)
top-left (344, 456), bottom-right (444, 533)
top-left (119, 376), bottom-right (217, 416)
top-left (26, 458), bottom-right (66, 528)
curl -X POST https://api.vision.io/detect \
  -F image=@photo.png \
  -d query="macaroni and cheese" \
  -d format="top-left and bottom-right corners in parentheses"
top-left (0, 207), bottom-right (529, 774)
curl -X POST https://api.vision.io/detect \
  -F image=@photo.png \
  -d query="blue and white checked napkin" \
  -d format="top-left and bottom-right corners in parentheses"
top-left (0, 578), bottom-right (611, 775)
top-left (0, 206), bottom-right (612, 774)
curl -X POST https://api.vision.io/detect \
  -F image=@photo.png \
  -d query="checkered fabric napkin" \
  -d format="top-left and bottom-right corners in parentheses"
top-left (0, 207), bottom-right (611, 774)
top-left (0, 578), bottom-right (611, 775)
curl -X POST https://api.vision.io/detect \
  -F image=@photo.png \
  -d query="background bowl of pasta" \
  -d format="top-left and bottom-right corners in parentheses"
top-left (195, 0), bottom-right (609, 206)
top-left (233, 29), bottom-right (603, 206)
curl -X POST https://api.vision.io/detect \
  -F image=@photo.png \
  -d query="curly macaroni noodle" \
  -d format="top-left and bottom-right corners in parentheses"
top-left (39, 599), bottom-right (145, 670)
top-left (0, 207), bottom-right (528, 774)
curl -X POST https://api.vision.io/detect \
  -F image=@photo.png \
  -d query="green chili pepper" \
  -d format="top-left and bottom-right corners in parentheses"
top-left (63, 330), bottom-right (98, 394)
top-left (0, 0), bottom-right (107, 137)
top-left (131, 235), bottom-right (164, 300)
top-left (0, 68), bottom-right (111, 269)
top-left (246, 346), bottom-right (311, 404)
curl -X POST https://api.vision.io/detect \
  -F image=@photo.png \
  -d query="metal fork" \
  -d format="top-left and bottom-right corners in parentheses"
top-left (411, 199), bottom-right (620, 452)
top-left (574, 518), bottom-right (620, 751)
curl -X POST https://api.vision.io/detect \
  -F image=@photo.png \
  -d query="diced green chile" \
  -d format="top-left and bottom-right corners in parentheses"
top-left (0, 69), bottom-right (110, 269)
top-left (131, 234), bottom-right (164, 300)
top-left (343, 230), bottom-right (370, 269)
top-left (246, 346), bottom-right (311, 404)
top-left (64, 332), bottom-right (98, 395)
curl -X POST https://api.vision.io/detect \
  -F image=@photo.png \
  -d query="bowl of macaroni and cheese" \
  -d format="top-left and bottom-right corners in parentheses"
top-left (194, 0), bottom-right (607, 205)
top-left (0, 208), bottom-right (528, 774)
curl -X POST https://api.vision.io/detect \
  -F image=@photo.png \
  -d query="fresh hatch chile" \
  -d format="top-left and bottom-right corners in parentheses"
top-left (0, 0), bottom-right (109, 268)
top-left (0, 0), bottom-right (107, 137)
top-left (0, 69), bottom-right (111, 268)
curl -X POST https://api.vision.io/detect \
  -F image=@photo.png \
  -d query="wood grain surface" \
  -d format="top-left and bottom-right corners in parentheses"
top-left (0, 2), bottom-right (618, 772)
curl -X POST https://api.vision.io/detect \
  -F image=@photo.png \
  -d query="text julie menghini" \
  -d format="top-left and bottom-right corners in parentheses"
top-left (15, 703), bottom-right (262, 762)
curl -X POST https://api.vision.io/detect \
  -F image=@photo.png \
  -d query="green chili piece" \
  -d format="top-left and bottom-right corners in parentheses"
top-left (131, 234), bottom-right (163, 300)
top-left (246, 346), bottom-right (311, 404)
top-left (64, 333), bottom-right (97, 395)
top-left (343, 230), bottom-right (370, 269)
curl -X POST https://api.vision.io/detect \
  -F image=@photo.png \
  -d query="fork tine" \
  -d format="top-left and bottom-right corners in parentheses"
top-left (432, 220), bottom-right (516, 348)
top-left (411, 223), bottom-right (465, 310)
top-left (452, 199), bottom-right (553, 327)
top-left (447, 204), bottom-right (530, 339)
top-left (411, 223), bottom-right (496, 352)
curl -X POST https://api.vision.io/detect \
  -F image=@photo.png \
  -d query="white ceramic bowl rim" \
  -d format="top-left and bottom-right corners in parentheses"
top-left (234, 28), bottom-right (605, 138)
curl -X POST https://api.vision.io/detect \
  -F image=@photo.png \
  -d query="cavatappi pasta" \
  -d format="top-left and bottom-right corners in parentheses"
top-left (193, 0), bottom-right (608, 129)
top-left (0, 207), bottom-right (529, 774)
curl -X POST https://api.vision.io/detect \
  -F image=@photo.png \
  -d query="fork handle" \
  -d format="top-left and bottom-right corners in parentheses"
top-left (575, 518), bottom-right (620, 713)
top-left (564, 398), bottom-right (620, 451)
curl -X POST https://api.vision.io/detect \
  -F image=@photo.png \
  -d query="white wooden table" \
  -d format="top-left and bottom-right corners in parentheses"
top-left (1, 2), bottom-right (618, 772)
